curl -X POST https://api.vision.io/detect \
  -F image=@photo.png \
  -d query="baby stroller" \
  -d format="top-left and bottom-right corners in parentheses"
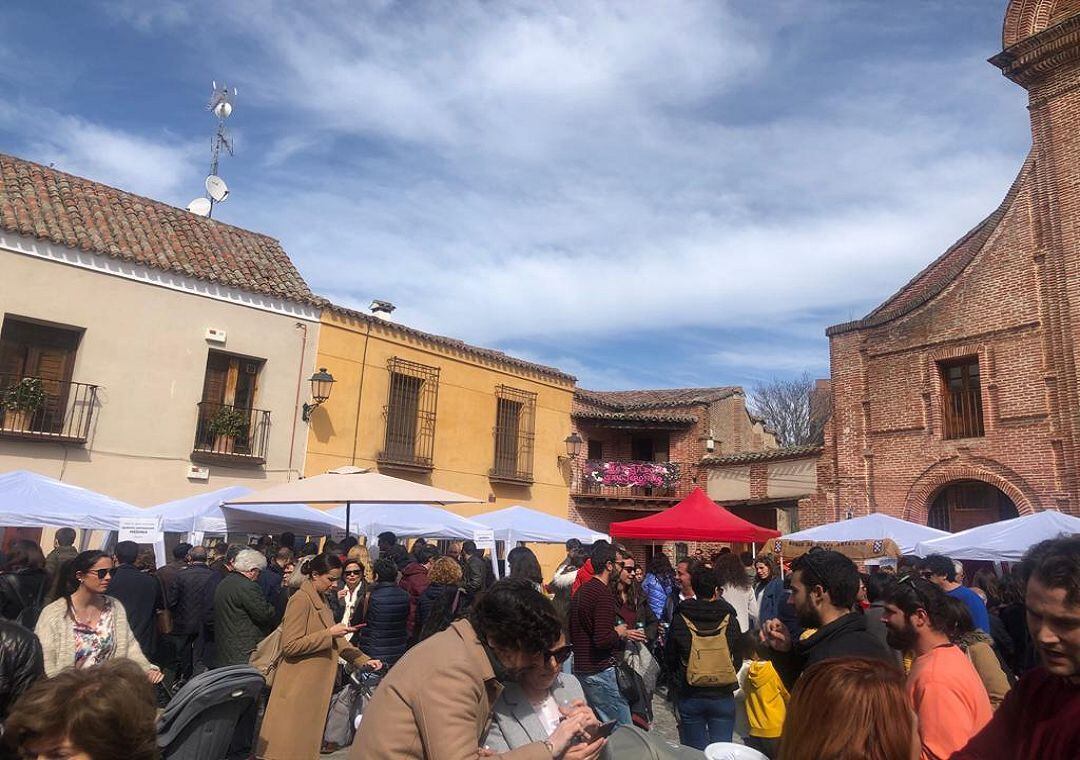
top-left (157, 665), bottom-right (265, 760)
top-left (323, 667), bottom-right (383, 750)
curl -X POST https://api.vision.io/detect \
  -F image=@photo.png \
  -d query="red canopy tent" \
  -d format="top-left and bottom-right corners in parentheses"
top-left (609, 487), bottom-right (780, 543)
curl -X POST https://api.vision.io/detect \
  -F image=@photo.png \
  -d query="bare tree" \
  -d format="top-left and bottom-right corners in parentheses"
top-left (749, 372), bottom-right (830, 447)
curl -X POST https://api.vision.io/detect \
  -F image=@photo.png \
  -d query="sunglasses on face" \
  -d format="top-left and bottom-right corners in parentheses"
top-left (544, 645), bottom-right (573, 665)
top-left (83, 568), bottom-right (113, 580)
top-left (343, 570), bottom-right (362, 576)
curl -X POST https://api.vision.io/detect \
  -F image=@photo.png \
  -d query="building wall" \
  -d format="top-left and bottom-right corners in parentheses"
top-left (808, 13), bottom-right (1080, 527)
top-left (306, 311), bottom-right (576, 573)
top-left (0, 240), bottom-right (320, 506)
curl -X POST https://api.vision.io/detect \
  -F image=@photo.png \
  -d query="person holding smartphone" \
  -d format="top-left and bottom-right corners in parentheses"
top-left (256, 552), bottom-right (381, 760)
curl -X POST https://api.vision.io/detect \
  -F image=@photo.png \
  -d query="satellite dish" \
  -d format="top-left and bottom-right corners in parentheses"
top-left (205, 175), bottom-right (229, 202)
top-left (187, 197), bottom-right (212, 216)
top-left (213, 101), bottom-right (233, 119)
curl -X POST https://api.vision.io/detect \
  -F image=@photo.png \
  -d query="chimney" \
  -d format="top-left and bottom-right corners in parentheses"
top-left (370, 300), bottom-right (396, 321)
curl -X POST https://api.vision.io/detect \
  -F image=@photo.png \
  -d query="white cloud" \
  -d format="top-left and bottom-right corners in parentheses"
top-left (7, 1), bottom-right (1033, 385)
top-left (0, 103), bottom-right (201, 201)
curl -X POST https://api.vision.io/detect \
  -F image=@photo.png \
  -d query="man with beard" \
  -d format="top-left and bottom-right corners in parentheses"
top-left (761, 549), bottom-right (891, 689)
top-left (880, 574), bottom-right (990, 760)
top-left (353, 578), bottom-right (604, 758)
top-left (953, 535), bottom-right (1080, 760)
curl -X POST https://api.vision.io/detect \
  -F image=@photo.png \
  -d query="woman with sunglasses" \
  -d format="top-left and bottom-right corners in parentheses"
top-left (34, 550), bottom-right (162, 682)
top-left (330, 559), bottom-right (367, 645)
top-left (482, 632), bottom-right (608, 759)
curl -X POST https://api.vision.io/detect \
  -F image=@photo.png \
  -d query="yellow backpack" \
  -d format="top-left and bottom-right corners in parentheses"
top-left (681, 614), bottom-right (737, 687)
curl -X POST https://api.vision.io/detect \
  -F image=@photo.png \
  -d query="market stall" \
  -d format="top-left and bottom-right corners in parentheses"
top-left (472, 505), bottom-right (605, 547)
top-left (779, 513), bottom-right (949, 555)
top-left (913, 509), bottom-right (1080, 562)
top-left (609, 487), bottom-right (780, 544)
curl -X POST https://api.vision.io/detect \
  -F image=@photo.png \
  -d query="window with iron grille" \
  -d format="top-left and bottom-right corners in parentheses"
top-left (379, 358), bottom-right (439, 469)
top-left (491, 385), bottom-right (536, 483)
top-left (939, 357), bottom-right (984, 440)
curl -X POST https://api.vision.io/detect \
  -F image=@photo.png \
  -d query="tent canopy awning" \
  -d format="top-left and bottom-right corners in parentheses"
top-left (913, 510), bottom-right (1080, 562)
top-left (328, 502), bottom-right (487, 542)
top-left (609, 488), bottom-right (780, 543)
top-left (146, 486), bottom-right (343, 535)
top-left (781, 513), bottom-right (950, 555)
top-left (224, 466), bottom-right (481, 506)
top-left (0, 470), bottom-right (142, 530)
top-left (472, 506), bottom-right (606, 545)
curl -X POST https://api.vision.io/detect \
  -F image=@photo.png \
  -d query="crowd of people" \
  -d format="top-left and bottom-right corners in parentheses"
top-left (0, 524), bottom-right (1071, 759)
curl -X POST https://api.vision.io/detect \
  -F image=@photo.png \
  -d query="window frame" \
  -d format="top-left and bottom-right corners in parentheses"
top-left (490, 385), bottom-right (537, 484)
top-left (378, 357), bottom-right (440, 470)
top-left (939, 356), bottom-right (985, 440)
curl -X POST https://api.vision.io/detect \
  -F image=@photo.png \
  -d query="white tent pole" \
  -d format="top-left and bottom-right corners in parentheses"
top-left (752, 542), bottom-right (757, 559)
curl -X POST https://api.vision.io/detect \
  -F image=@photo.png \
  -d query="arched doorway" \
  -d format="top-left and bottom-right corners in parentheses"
top-left (927, 480), bottom-right (1020, 532)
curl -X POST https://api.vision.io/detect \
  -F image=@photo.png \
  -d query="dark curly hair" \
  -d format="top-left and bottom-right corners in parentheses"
top-left (469, 578), bottom-right (561, 655)
top-left (1021, 535), bottom-right (1080, 605)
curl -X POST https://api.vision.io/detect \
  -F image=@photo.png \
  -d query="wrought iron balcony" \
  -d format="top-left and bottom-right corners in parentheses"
top-left (0, 375), bottom-right (98, 444)
top-left (571, 459), bottom-right (692, 501)
top-left (191, 401), bottom-right (270, 467)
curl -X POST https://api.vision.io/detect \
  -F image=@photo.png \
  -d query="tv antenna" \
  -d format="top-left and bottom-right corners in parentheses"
top-left (187, 81), bottom-right (237, 218)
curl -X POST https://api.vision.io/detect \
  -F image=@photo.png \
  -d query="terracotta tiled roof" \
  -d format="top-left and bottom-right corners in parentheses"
top-left (701, 444), bottom-right (823, 466)
top-left (327, 304), bottom-right (577, 383)
top-left (827, 156), bottom-right (1031, 336)
top-left (575, 387), bottom-right (741, 411)
top-left (572, 410), bottom-right (698, 425)
top-left (0, 153), bottom-right (317, 304)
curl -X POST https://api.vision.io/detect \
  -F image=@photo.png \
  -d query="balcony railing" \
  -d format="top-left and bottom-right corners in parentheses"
top-left (572, 459), bottom-right (692, 500)
top-left (0, 375), bottom-right (98, 444)
top-left (191, 401), bottom-right (270, 466)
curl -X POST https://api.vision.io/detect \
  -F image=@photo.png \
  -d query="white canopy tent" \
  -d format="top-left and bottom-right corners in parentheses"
top-left (472, 505), bottom-right (606, 547)
top-left (328, 502), bottom-right (487, 543)
top-left (328, 502), bottom-right (496, 577)
top-left (225, 466), bottom-right (481, 541)
top-left (913, 509), bottom-right (1080, 562)
top-left (781, 513), bottom-right (950, 555)
top-left (146, 486), bottom-right (344, 539)
top-left (0, 470), bottom-right (142, 530)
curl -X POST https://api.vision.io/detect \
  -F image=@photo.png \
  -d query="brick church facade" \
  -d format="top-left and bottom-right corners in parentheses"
top-left (807, 0), bottom-right (1080, 531)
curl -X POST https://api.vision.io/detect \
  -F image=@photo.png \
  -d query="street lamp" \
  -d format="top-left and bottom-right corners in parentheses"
top-left (302, 368), bottom-right (335, 422)
top-left (564, 432), bottom-right (584, 459)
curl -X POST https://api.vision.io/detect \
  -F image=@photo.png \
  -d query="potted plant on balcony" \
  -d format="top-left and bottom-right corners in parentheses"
top-left (206, 406), bottom-right (247, 455)
top-left (2, 377), bottom-right (45, 433)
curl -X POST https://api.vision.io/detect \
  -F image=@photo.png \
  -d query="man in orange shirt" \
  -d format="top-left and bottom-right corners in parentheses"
top-left (881, 574), bottom-right (991, 760)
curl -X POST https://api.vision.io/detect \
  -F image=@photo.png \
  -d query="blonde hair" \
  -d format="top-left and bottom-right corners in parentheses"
top-left (429, 556), bottom-right (464, 586)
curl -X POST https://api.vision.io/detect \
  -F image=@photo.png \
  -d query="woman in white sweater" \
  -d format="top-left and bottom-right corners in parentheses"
top-left (34, 549), bottom-right (161, 681)
top-left (714, 552), bottom-right (755, 633)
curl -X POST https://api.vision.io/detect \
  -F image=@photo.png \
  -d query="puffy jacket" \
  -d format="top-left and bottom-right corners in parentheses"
top-left (398, 562), bottom-right (431, 637)
top-left (168, 562), bottom-right (216, 636)
top-left (0, 569), bottom-right (48, 626)
top-left (642, 572), bottom-right (674, 622)
top-left (665, 597), bottom-right (743, 699)
top-left (0, 618), bottom-right (43, 720)
top-left (213, 571), bottom-right (278, 667)
top-left (359, 582), bottom-right (410, 666)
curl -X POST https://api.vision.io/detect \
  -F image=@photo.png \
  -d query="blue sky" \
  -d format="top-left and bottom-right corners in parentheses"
top-left (0, 1), bottom-right (1031, 390)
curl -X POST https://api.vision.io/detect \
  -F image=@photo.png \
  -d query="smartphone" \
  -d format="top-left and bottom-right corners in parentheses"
top-left (587, 720), bottom-right (618, 741)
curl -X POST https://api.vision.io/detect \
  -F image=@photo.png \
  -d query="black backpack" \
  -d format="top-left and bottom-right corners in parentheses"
top-left (0, 571), bottom-right (48, 630)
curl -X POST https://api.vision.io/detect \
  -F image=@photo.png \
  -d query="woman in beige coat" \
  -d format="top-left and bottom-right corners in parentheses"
top-left (256, 552), bottom-right (381, 760)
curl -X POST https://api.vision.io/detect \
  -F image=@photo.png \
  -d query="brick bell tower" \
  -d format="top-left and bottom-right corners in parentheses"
top-left (990, 1), bottom-right (1080, 511)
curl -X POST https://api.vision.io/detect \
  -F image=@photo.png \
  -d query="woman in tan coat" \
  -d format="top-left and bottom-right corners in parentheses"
top-left (257, 552), bottom-right (381, 760)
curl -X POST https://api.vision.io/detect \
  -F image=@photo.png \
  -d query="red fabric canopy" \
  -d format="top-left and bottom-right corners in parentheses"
top-left (609, 487), bottom-right (781, 543)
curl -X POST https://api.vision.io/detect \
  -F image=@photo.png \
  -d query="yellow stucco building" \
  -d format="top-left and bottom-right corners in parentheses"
top-left (305, 306), bottom-right (577, 573)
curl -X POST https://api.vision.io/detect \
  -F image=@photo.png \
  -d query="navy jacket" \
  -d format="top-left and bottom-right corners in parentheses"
top-left (169, 562), bottom-right (216, 636)
top-left (107, 564), bottom-right (162, 658)
top-left (359, 582), bottom-right (410, 666)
